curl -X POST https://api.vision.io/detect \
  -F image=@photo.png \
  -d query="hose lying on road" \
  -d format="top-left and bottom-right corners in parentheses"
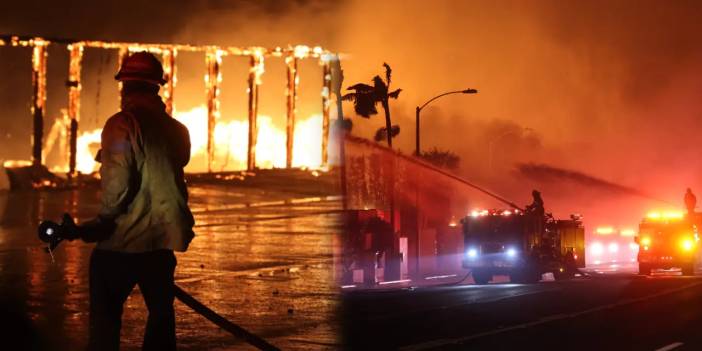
top-left (174, 284), bottom-right (281, 351)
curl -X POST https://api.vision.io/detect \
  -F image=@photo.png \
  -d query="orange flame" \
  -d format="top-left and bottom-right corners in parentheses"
top-left (73, 105), bottom-right (323, 173)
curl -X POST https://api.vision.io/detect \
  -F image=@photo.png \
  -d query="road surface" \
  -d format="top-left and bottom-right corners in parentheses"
top-left (0, 172), bottom-right (342, 351)
top-left (342, 269), bottom-right (702, 350)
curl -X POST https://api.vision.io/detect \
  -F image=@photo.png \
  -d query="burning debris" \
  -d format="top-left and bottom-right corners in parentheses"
top-left (3, 162), bottom-right (66, 190)
top-left (0, 35), bottom-right (340, 179)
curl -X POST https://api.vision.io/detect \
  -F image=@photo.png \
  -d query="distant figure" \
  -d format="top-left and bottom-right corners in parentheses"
top-left (525, 190), bottom-right (545, 236)
top-left (685, 188), bottom-right (696, 215)
top-left (525, 190), bottom-right (545, 216)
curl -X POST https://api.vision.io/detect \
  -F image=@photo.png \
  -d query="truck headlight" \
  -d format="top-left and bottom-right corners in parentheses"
top-left (591, 242), bottom-right (603, 256)
top-left (467, 248), bottom-right (478, 259)
top-left (608, 243), bottom-right (619, 253)
top-left (506, 247), bottom-right (517, 258)
top-left (681, 239), bottom-right (694, 251)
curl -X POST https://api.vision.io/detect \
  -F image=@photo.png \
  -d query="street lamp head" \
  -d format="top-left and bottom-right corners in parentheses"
top-left (462, 89), bottom-right (478, 94)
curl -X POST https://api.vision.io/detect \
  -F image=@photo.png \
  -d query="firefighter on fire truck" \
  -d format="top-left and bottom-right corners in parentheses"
top-left (525, 190), bottom-right (544, 215)
top-left (525, 190), bottom-right (545, 237)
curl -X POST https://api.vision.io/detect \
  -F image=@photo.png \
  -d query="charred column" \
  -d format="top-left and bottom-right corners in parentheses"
top-left (285, 53), bottom-right (299, 168)
top-left (329, 55), bottom-right (347, 208)
top-left (162, 48), bottom-right (177, 115)
top-left (67, 43), bottom-right (84, 176)
top-left (205, 49), bottom-right (223, 173)
top-left (321, 58), bottom-right (332, 167)
top-left (31, 39), bottom-right (48, 167)
top-left (247, 51), bottom-right (264, 171)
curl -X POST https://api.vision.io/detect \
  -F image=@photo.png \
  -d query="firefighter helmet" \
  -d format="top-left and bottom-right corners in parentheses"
top-left (114, 52), bottom-right (166, 85)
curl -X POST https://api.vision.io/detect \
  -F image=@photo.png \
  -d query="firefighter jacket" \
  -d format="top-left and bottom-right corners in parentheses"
top-left (93, 92), bottom-right (194, 253)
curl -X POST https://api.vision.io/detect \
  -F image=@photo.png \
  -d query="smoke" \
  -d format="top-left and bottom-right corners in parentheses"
top-left (331, 0), bottom-right (702, 227)
top-left (516, 163), bottom-right (672, 205)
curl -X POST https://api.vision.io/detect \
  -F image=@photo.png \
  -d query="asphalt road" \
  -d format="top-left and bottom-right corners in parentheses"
top-left (341, 271), bottom-right (702, 350)
top-left (0, 175), bottom-right (342, 351)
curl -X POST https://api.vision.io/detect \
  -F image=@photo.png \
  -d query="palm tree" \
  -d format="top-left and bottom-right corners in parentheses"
top-left (343, 63), bottom-right (403, 237)
top-left (343, 63), bottom-right (402, 148)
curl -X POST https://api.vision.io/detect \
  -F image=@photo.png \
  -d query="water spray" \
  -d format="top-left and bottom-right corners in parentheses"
top-left (517, 162), bottom-right (675, 205)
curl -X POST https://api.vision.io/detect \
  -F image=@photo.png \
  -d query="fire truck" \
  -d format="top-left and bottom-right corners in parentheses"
top-left (636, 211), bottom-right (700, 275)
top-left (462, 209), bottom-right (585, 284)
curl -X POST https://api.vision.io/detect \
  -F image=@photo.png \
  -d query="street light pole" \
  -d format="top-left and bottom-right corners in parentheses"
top-left (415, 106), bottom-right (420, 156)
top-left (415, 89), bottom-right (477, 155)
top-left (412, 88), bottom-right (476, 278)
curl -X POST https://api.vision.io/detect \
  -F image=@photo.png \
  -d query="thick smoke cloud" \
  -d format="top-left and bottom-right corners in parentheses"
top-left (333, 0), bottom-right (702, 227)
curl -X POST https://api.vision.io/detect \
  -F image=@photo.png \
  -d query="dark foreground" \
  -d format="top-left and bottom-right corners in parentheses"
top-left (0, 172), bottom-right (342, 350)
top-left (342, 270), bottom-right (702, 350)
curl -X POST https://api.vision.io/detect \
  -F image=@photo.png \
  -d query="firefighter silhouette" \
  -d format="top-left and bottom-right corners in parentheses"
top-left (525, 190), bottom-right (545, 216)
top-left (685, 188), bottom-right (696, 215)
top-left (525, 190), bottom-right (545, 241)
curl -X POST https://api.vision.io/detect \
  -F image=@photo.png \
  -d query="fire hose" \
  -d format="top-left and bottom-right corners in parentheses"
top-left (172, 285), bottom-right (280, 351)
top-left (38, 215), bottom-right (281, 351)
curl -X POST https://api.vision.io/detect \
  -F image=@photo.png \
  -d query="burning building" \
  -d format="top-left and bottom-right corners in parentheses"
top-left (0, 35), bottom-right (339, 178)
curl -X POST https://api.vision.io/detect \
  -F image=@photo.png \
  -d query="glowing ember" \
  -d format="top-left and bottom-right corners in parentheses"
top-left (293, 45), bottom-right (311, 59)
top-left (2, 160), bottom-right (33, 168)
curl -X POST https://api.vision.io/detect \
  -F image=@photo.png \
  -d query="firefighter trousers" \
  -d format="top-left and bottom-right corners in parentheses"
top-left (88, 248), bottom-right (176, 351)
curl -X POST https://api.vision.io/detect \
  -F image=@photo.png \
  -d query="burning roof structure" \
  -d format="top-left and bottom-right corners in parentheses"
top-left (0, 34), bottom-right (338, 176)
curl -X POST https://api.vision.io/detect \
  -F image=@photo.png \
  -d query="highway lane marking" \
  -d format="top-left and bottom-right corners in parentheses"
top-left (655, 342), bottom-right (684, 351)
top-left (399, 281), bottom-right (702, 351)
